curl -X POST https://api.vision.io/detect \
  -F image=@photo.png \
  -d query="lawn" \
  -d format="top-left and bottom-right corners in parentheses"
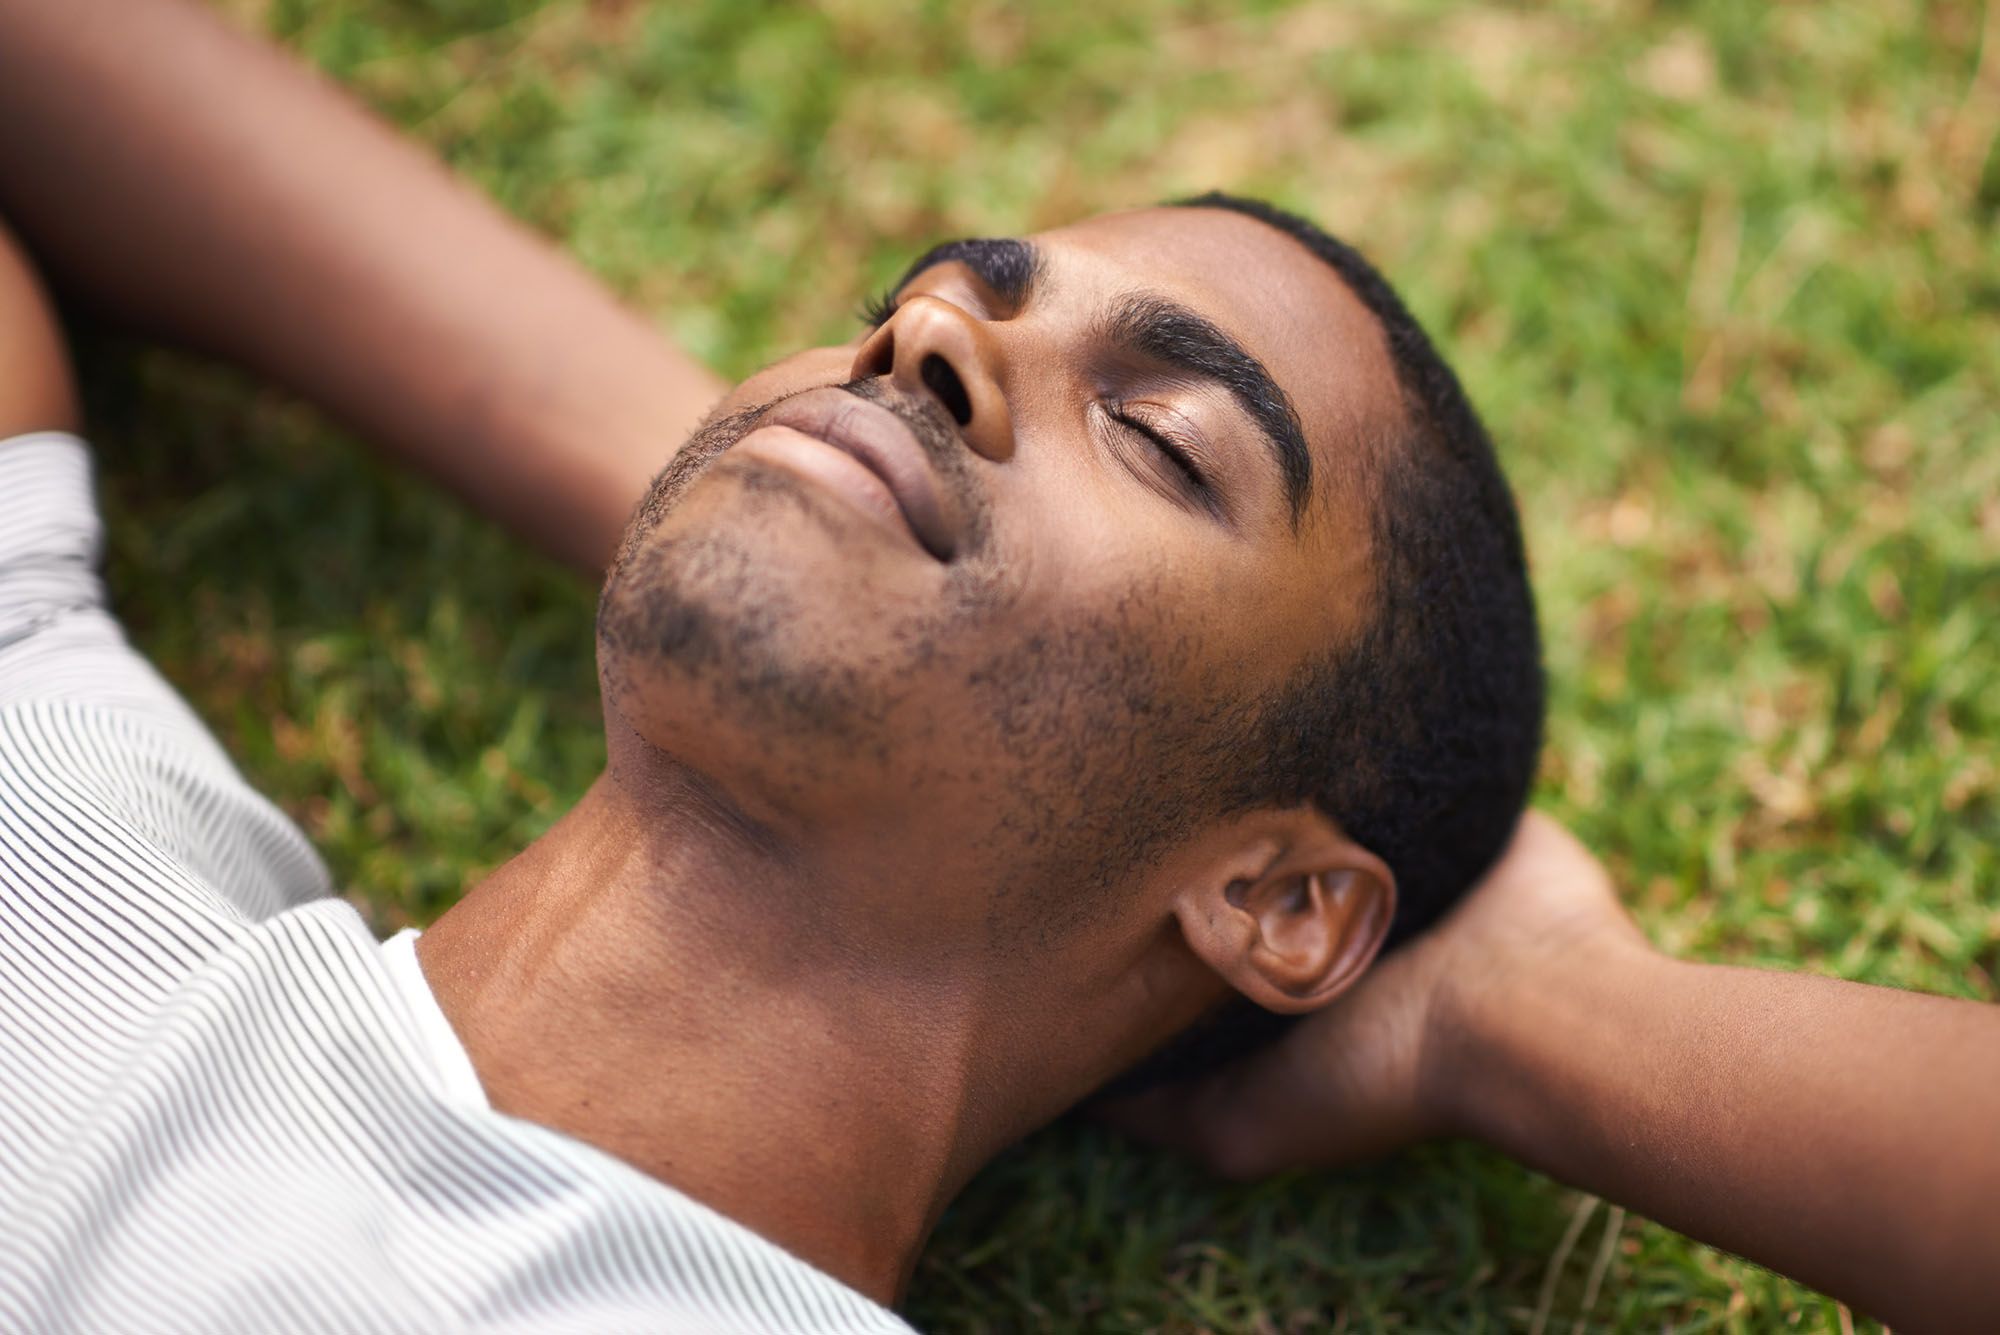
top-left (84, 0), bottom-right (1997, 1329)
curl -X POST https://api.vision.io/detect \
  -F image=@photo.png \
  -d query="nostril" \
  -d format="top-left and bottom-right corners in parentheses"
top-left (920, 354), bottom-right (974, 427)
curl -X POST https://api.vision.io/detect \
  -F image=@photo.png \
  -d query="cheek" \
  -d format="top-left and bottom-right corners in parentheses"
top-left (995, 486), bottom-right (1312, 710)
top-left (997, 458), bottom-right (1231, 633)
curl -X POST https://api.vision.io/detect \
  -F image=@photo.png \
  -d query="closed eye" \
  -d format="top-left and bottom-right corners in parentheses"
top-left (1112, 409), bottom-right (1209, 496)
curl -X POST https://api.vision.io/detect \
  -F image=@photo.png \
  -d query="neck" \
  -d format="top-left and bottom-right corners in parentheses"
top-left (417, 764), bottom-right (1024, 1304)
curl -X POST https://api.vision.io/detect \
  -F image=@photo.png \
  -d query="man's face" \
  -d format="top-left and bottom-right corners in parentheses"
top-left (599, 206), bottom-right (1401, 948)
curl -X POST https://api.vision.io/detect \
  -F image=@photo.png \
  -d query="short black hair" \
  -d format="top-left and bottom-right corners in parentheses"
top-left (1114, 192), bottom-right (1544, 1088)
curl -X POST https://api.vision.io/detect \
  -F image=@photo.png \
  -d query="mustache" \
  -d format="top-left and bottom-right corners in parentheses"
top-left (834, 377), bottom-right (963, 468)
top-left (618, 376), bottom-right (989, 567)
top-left (832, 377), bottom-right (990, 555)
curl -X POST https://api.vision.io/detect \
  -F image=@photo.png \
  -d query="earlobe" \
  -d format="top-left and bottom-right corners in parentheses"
top-left (1174, 827), bottom-right (1396, 1016)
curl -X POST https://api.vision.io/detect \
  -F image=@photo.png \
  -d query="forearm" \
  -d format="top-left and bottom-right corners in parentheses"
top-left (0, 220), bottom-right (78, 439)
top-left (1447, 946), bottom-right (2000, 1332)
top-left (0, 0), bottom-right (724, 571)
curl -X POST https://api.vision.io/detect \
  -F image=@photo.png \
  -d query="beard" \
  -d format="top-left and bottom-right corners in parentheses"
top-left (595, 377), bottom-right (1258, 936)
top-left (608, 379), bottom-right (987, 576)
top-left (596, 379), bottom-right (1005, 748)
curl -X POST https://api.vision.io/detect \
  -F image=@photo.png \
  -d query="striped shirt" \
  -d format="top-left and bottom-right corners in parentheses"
top-left (0, 433), bottom-right (911, 1333)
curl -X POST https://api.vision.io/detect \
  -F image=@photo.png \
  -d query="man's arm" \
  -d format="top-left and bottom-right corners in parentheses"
top-left (0, 219), bottom-right (77, 440)
top-left (1446, 921), bottom-right (2000, 1333)
top-left (0, 0), bottom-right (725, 572)
top-left (1107, 815), bottom-right (2000, 1334)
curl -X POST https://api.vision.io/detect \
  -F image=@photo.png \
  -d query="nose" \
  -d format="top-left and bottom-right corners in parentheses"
top-left (849, 296), bottom-right (1015, 462)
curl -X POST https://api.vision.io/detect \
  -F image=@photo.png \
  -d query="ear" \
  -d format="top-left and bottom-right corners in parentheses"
top-left (1170, 809), bottom-right (1396, 1014)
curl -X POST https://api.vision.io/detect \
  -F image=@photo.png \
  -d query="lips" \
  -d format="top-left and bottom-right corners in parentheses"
top-left (758, 386), bottom-right (959, 561)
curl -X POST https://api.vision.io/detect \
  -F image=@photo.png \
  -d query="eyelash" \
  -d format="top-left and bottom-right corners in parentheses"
top-left (859, 289), bottom-right (898, 329)
top-left (1111, 409), bottom-right (1209, 495)
top-left (856, 294), bottom-right (1212, 505)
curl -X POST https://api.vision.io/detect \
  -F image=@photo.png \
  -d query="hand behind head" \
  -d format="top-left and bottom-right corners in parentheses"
top-left (1096, 811), bottom-right (1648, 1177)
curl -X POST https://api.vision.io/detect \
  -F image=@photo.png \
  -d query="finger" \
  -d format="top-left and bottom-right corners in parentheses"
top-left (1090, 1083), bottom-right (1224, 1159)
top-left (1091, 1065), bottom-right (1274, 1177)
top-left (1173, 1038), bottom-right (1325, 1180)
top-left (1093, 1047), bottom-right (1308, 1181)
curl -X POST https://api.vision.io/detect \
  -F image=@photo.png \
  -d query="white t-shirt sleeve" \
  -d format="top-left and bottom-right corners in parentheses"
top-left (0, 431), bottom-right (332, 923)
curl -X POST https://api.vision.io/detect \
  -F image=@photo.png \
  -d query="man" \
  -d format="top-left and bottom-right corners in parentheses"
top-left (0, 1), bottom-right (1538, 1328)
top-left (6, 5), bottom-right (1998, 1334)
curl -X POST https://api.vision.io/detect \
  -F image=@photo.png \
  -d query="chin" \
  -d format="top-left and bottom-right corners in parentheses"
top-left (596, 443), bottom-right (1021, 822)
top-left (596, 507), bottom-right (933, 796)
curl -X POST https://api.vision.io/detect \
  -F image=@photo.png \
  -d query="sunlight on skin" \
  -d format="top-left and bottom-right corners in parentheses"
top-left (48, 2), bottom-right (2000, 1330)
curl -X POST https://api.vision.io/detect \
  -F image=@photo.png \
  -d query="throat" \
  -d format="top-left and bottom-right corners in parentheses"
top-left (413, 771), bottom-right (989, 1304)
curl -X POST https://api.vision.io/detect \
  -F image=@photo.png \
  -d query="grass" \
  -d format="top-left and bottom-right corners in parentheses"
top-left (81, 0), bottom-right (1997, 1329)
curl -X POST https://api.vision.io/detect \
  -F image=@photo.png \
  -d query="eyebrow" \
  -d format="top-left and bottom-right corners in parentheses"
top-left (890, 237), bottom-right (1045, 310)
top-left (891, 241), bottom-right (1314, 523)
top-left (1104, 293), bottom-right (1313, 524)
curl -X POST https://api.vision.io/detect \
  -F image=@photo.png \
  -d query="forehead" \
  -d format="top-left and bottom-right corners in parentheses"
top-left (1028, 206), bottom-right (1405, 521)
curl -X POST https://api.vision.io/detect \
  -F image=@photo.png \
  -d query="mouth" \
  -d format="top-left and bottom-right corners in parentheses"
top-left (750, 386), bottom-right (959, 561)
